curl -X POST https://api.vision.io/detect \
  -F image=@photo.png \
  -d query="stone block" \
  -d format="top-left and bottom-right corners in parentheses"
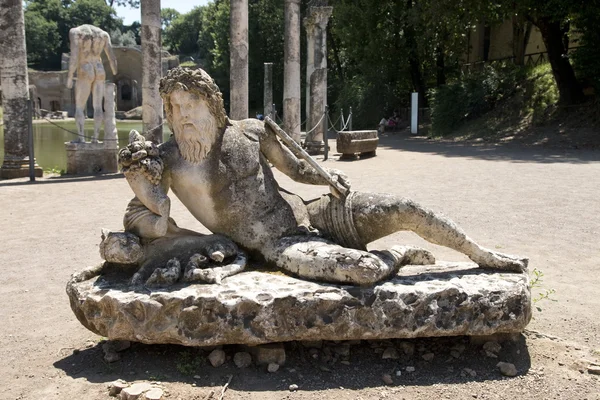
top-left (336, 130), bottom-right (379, 159)
top-left (65, 142), bottom-right (118, 175)
top-left (66, 262), bottom-right (531, 346)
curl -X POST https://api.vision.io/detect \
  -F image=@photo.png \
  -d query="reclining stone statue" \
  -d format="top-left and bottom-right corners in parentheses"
top-left (115, 67), bottom-right (527, 287)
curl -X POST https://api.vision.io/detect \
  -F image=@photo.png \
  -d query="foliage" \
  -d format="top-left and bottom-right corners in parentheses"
top-left (429, 63), bottom-right (558, 136)
top-left (175, 350), bottom-right (203, 375)
top-left (163, 6), bottom-right (204, 55)
top-left (530, 268), bottom-right (557, 312)
top-left (571, 3), bottom-right (600, 93)
top-left (24, 0), bottom-right (122, 70)
top-left (110, 28), bottom-right (137, 47)
top-left (161, 8), bottom-right (180, 30)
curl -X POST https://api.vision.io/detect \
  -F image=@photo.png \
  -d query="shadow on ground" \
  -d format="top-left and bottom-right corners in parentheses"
top-left (375, 132), bottom-right (600, 164)
top-left (53, 335), bottom-right (531, 392)
top-left (0, 172), bottom-right (124, 187)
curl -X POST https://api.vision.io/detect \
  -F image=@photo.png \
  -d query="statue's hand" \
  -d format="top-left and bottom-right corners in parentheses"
top-left (327, 168), bottom-right (351, 198)
top-left (119, 130), bottom-right (163, 185)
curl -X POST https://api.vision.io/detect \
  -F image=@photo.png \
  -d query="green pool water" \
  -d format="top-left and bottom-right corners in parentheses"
top-left (0, 121), bottom-right (172, 172)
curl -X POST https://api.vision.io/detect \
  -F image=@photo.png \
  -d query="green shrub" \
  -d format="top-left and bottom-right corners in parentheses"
top-left (429, 63), bottom-right (557, 136)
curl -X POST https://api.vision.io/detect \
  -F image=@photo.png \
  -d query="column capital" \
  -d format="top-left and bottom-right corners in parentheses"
top-left (308, 6), bottom-right (333, 30)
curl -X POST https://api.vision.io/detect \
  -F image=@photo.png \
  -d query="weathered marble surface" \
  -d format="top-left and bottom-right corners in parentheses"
top-left (67, 262), bottom-right (531, 346)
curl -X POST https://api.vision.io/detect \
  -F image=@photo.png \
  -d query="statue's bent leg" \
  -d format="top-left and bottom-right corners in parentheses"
top-left (263, 236), bottom-right (431, 286)
top-left (347, 192), bottom-right (528, 272)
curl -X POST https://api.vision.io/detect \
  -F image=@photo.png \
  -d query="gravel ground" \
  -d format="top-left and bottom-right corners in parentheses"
top-left (1, 132), bottom-right (599, 400)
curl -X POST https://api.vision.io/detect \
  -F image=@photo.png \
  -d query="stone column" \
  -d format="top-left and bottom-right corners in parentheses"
top-left (304, 6), bottom-right (333, 153)
top-left (283, 0), bottom-right (301, 143)
top-left (230, 0), bottom-right (248, 120)
top-left (141, 0), bottom-right (163, 143)
top-left (263, 63), bottom-right (273, 118)
top-left (104, 83), bottom-right (118, 149)
top-left (0, 0), bottom-right (42, 179)
top-left (303, 17), bottom-right (316, 136)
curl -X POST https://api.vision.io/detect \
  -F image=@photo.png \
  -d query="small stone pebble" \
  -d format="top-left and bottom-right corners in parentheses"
top-left (143, 388), bottom-right (163, 400)
top-left (108, 380), bottom-right (128, 397)
top-left (395, 370), bottom-right (402, 377)
top-left (267, 363), bottom-right (280, 373)
top-left (381, 373), bottom-right (393, 385)
top-left (233, 352), bottom-right (252, 368)
top-left (483, 341), bottom-right (502, 354)
top-left (289, 384), bottom-right (299, 391)
top-left (497, 362), bottom-right (518, 377)
top-left (399, 342), bottom-right (415, 356)
top-left (422, 353), bottom-right (435, 361)
top-left (405, 366), bottom-right (415, 373)
top-left (463, 368), bottom-right (477, 377)
top-left (208, 349), bottom-right (226, 368)
top-left (382, 347), bottom-right (400, 360)
top-left (450, 350), bottom-right (461, 359)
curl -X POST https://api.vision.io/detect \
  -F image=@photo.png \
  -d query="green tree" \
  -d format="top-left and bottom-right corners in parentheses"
top-left (161, 8), bottom-right (180, 30)
top-left (163, 6), bottom-right (204, 54)
top-left (24, 11), bottom-right (62, 67)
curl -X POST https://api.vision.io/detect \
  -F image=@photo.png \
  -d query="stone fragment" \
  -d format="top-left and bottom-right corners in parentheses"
top-left (233, 352), bottom-right (252, 368)
top-left (422, 353), bottom-right (435, 361)
top-left (267, 363), bottom-right (280, 373)
top-left (497, 362), bottom-right (518, 377)
top-left (119, 382), bottom-right (153, 400)
top-left (108, 380), bottom-right (128, 397)
top-left (463, 368), bottom-right (477, 377)
top-left (143, 388), bottom-right (163, 400)
top-left (483, 341), bottom-right (502, 355)
top-left (99, 230), bottom-right (143, 264)
top-left (381, 374), bottom-right (393, 385)
top-left (250, 343), bottom-right (286, 366)
top-left (333, 344), bottom-right (350, 357)
top-left (450, 350), bottom-right (461, 359)
top-left (208, 349), bottom-right (226, 368)
top-left (382, 347), bottom-right (400, 360)
top-left (104, 351), bottom-right (121, 363)
top-left (405, 366), bottom-right (415, 373)
top-left (289, 384), bottom-right (299, 391)
top-left (399, 342), bottom-right (415, 356)
top-left (67, 265), bottom-right (531, 346)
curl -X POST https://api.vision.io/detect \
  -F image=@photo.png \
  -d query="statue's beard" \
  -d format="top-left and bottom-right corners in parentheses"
top-left (175, 118), bottom-right (216, 164)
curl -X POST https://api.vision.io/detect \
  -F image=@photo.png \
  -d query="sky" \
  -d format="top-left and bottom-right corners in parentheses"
top-left (114, 0), bottom-right (211, 25)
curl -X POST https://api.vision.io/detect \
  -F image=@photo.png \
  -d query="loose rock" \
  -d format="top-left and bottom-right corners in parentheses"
top-left (399, 342), bottom-right (415, 356)
top-left (405, 366), bottom-right (416, 373)
top-left (483, 341), bottom-right (502, 355)
top-left (463, 368), bottom-right (477, 377)
top-left (250, 343), bottom-right (286, 365)
top-left (382, 374), bottom-right (394, 385)
top-left (208, 349), bottom-right (226, 368)
top-left (422, 353), bottom-right (435, 361)
top-left (382, 347), bottom-right (400, 360)
top-left (233, 352), bottom-right (252, 368)
top-left (289, 384), bottom-right (299, 391)
top-left (497, 362), bottom-right (518, 377)
top-left (267, 363), bottom-right (280, 373)
top-left (143, 388), bottom-right (163, 400)
top-left (108, 380), bottom-right (128, 397)
top-left (119, 382), bottom-right (153, 400)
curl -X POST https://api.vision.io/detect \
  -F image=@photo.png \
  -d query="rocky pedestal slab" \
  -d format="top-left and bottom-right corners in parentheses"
top-left (67, 262), bottom-right (531, 346)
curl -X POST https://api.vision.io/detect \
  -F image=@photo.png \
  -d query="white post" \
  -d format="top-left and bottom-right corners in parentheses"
top-left (411, 92), bottom-right (419, 135)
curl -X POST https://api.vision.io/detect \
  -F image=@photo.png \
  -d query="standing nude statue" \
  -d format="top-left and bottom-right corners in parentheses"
top-left (118, 67), bottom-right (527, 286)
top-left (66, 25), bottom-right (117, 143)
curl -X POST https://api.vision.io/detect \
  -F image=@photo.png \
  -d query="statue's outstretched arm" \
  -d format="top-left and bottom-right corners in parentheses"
top-left (66, 29), bottom-right (79, 89)
top-left (103, 33), bottom-right (118, 75)
top-left (259, 121), bottom-right (350, 189)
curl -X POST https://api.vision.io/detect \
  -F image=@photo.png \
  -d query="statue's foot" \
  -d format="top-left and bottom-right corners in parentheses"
top-left (71, 137), bottom-right (85, 144)
top-left (471, 248), bottom-right (528, 272)
top-left (389, 245), bottom-right (436, 265)
top-left (144, 258), bottom-right (182, 287)
top-left (182, 252), bottom-right (247, 284)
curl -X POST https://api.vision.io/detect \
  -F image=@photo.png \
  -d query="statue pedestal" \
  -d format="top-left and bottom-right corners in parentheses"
top-left (67, 262), bottom-right (531, 346)
top-left (65, 142), bottom-right (118, 175)
top-left (0, 155), bottom-right (43, 179)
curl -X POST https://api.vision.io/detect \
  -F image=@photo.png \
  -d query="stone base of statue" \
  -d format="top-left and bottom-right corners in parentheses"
top-left (0, 155), bottom-right (43, 179)
top-left (304, 140), bottom-right (326, 155)
top-left (65, 142), bottom-right (118, 175)
top-left (66, 261), bottom-right (531, 346)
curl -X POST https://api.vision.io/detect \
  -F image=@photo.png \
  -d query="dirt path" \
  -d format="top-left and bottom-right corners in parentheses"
top-left (1, 133), bottom-right (599, 399)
